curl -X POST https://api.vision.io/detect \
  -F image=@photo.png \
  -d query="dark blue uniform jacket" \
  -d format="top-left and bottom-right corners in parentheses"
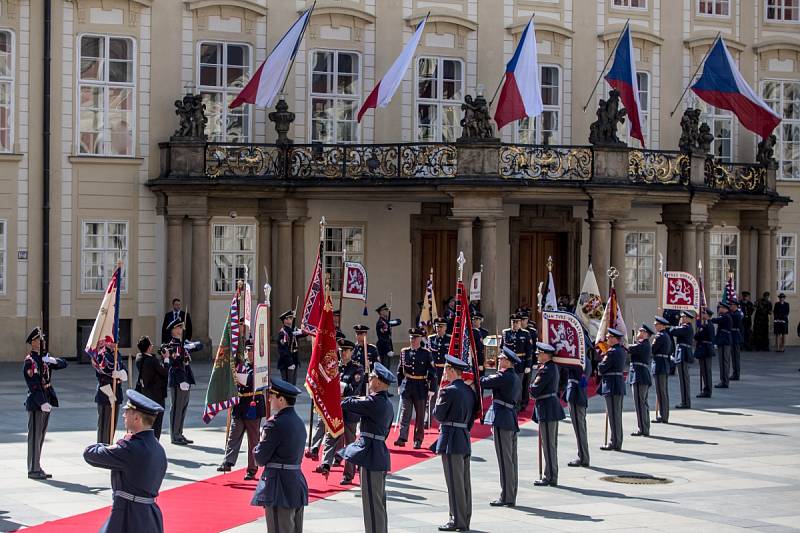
top-left (480, 368), bottom-right (520, 431)
top-left (24, 351), bottom-right (67, 410)
top-left (598, 344), bottom-right (626, 396)
top-left (628, 339), bottom-right (653, 386)
top-left (433, 379), bottom-right (476, 456)
top-left (530, 360), bottom-right (565, 423)
top-left (670, 323), bottom-right (695, 364)
top-left (342, 390), bottom-right (394, 471)
top-left (396, 347), bottom-right (436, 400)
top-left (694, 322), bottom-right (716, 359)
top-left (651, 331), bottom-right (674, 375)
top-left (711, 313), bottom-right (733, 346)
top-left (166, 338), bottom-right (195, 387)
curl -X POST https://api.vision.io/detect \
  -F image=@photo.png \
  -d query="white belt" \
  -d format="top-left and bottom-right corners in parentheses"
top-left (632, 362), bottom-right (649, 367)
top-left (265, 463), bottom-right (301, 470)
top-left (440, 421), bottom-right (468, 429)
top-left (114, 490), bottom-right (155, 504)
top-left (535, 392), bottom-right (557, 399)
top-left (653, 354), bottom-right (670, 359)
top-left (359, 432), bottom-right (386, 441)
top-left (567, 378), bottom-right (580, 384)
top-left (603, 372), bottom-right (624, 376)
top-left (492, 399), bottom-right (515, 409)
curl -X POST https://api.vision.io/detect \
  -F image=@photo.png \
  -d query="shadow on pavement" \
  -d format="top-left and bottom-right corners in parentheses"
top-left (512, 505), bottom-right (604, 522)
top-left (40, 478), bottom-right (106, 495)
top-left (0, 510), bottom-right (25, 532)
top-left (646, 435), bottom-right (718, 445)
top-left (555, 484), bottom-right (676, 504)
top-left (618, 448), bottom-right (708, 462)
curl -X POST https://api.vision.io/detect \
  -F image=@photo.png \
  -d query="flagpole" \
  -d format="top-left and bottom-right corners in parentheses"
top-left (278, 1), bottom-right (316, 96)
top-left (603, 266), bottom-right (618, 447)
top-left (307, 217), bottom-right (326, 453)
top-left (489, 13), bottom-right (535, 108)
top-left (668, 32), bottom-right (721, 117)
top-left (698, 260), bottom-right (705, 324)
top-left (109, 261), bottom-right (123, 444)
top-left (338, 248), bottom-right (346, 319)
top-left (263, 269), bottom-right (272, 418)
top-left (582, 19), bottom-right (630, 112)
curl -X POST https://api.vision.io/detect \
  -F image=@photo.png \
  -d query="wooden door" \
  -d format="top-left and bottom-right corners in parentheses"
top-left (419, 230), bottom-right (458, 309)
top-left (517, 232), bottom-right (568, 314)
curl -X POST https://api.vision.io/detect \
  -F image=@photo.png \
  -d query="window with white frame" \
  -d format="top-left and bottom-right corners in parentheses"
top-left (613, 0), bottom-right (647, 7)
top-left (618, 72), bottom-right (650, 147)
top-left (212, 224), bottom-right (255, 293)
top-left (777, 233), bottom-right (796, 292)
top-left (323, 226), bottom-right (364, 293)
top-left (82, 221), bottom-right (128, 292)
top-left (691, 95), bottom-right (734, 162)
top-left (766, 0), bottom-right (799, 21)
top-left (0, 220), bottom-right (5, 293)
top-left (310, 50), bottom-right (360, 143)
top-left (416, 57), bottom-right (463, 142)
top-left (78, 34), bottom-right (135, 156)
top-left (697, 0), bottom-right (729, 15)
top-left (762, 80), bottom-right (800, 180)
top-left (198, 42), bottom-right (251, 142)
top-left (624, 231), bottom-right (655, 293)
top-left (0, 30), bottom-right (13, 153)
top-left (516, 65), bottom-right (561, 144)
top-left (709, 232), bottom-right (738, 298)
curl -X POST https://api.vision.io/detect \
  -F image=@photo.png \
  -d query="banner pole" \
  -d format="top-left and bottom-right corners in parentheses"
top-left (582, 19), bottom-right (630, 112)
top-left (109, 343), bottom-right (119, 444)
top-left (669, 32), bottom-right (721, 117)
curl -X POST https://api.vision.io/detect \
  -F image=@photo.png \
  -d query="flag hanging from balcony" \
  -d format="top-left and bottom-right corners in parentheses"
top-left (229, 6), bottom-right (314, 110)
top-left (301, 240), bottom-right (325, 336)
top-left (203, 290), bottom-right (242, 423)
top-left (604, 23), bottom-right (646, 147)
top-left (447, 279), bottom-right (483, 421)
top-left (691, 37), bottom-right (781, 139)
top-left (85, 264), bottom-right (122, 360)
top-left (494, 16), bottom-right (543, 130)
top-left (305, 293), bottom-right (344, 438)
top-left (357, 13), bottom-right (428, 122)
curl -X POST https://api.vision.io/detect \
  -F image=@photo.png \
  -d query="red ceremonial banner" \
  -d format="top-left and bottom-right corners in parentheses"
top-left (662, 271), bottom-right (701, 311)
top-left (304, 293), bottom-right (344, 437)
top-left (542, 310), bottom-right (586, 368)
top-left (301, 242), bottom-right (325, 335)
top-left (343, 262), bottom-right (367, 300)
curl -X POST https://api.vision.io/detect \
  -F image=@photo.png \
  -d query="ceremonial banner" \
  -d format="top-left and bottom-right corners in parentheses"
top-left (595, 286), bottom-right (627, 349)
top-left (576, 264), bottom-right (605, 339)
top-left (419, 270), bottom-right (438, 330)
top-left (662, 271), bottom-right (701, 311)
top-left (305, 293), bottom-right (344, 438)
top-left (203, 292), bottom-right (241, 423)
top-left (447, 279), bottom-right (483, 421)
top-left (722, 271), bottom-right (736, 305)
top-left (85, 266), bottom-right (122, 360)
top-left (542, 311), bottom-right (586, 368)
top-left (343, 261), bottom-right (367, 301)
top-left (243, 280), bottom-right (252, 328)
top-left (252, 303), bottom-right (270, 391)
top-left (541, 270), bottom-right (558, 311)
top-left (469, 271), bottom-right (481, 301)
top-left (301, 241), bottom-right (324, 336)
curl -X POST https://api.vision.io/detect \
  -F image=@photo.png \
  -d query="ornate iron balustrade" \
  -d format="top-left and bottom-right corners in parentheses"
top-left (206, 143), bottom-right (283, 178)
top-left (628, 150), bottom-right (689, 185)
top-left (499, 145), bottom-right (593, 181)
top-left (704, 158), bottom-right (767, 193)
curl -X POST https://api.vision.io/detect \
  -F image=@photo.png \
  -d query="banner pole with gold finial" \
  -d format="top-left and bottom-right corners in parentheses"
top-left (109, 259), bottom-right (123, 444)
top-left (655, 254), bottom-right (664, 419)
top-left (603, 265), bottom-right (619, 447)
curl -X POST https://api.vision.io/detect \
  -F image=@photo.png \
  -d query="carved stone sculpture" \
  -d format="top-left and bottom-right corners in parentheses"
top-left (269, 98), bottom-right (296, 145)
top-left (458, 94), bottom-right (497, 143)
top-left (588, 89), bottom-right (627, 147)
top-left (173, 94), bottom-right (207, 140)
top-left (679, 108), bottom-right (701, 152)
top-left (698, 122), bottom-right (714, 153)
top-left (756, 134), bottom-right (777, 168)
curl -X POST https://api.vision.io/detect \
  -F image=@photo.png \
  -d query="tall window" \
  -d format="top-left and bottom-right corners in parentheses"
top-left (516, 66), bottom-right (561, 144)
top-left (709, 232), bottom-right (738, 298)
top-left (0, 31), bottom-right (13, 152)
top-left (762, 80), bottom-right (800, 180)
top-left (416, 57), bottom-right (463, 142)
top-left (82, 221), bottom-right (128, 292)
top-left (777, 233), bottom-right (796, 292)
top-left (613, 0), bottom-right (647, 7)
top-left (624, 231), bottom-right (655, 293)
top-left (310, 50), bottom-right (360, 143)
top-left (198, 42), bottom-right (251, 142)
top-left (697, 0), bottom-right (729, 15)
top-left (323, 226), bottom-right (364, 293)
top-left (212, 224), bottom-right (255, 293)
top-left (766, 0), bottom-right (799, 21)
top-left (0, 220), bottom-right (5, 294)
top-left (78, 35), bottom-right (135, 156)
top-left (619, 72), bottom-right (650, 146)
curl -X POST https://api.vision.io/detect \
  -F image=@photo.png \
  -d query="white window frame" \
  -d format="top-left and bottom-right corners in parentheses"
top-left (514, 64), bottom-right (562, 145)
top-left (709, 230), bottom-right (739, 301)
top-left (322, 224), bottom-right (365, 296)
top-left (76, 33), bottom-right (137, 157)
top-left (415, 56), bottom-right (465, 142)
top-left (308, 49), bottom-right (362, 144)
top-left (624, 231), bottom-right (656, 294)
top-left (765, 0), bottom-right (800, 22)
top-left (777, 233), bottom-right (796, 293)
top-left (211, 223), bottom-right (256, 294)
top-left (697, 0), bottom-right (730, 16)
top-left (618, 71), bottom-right (651, 147)
top-left (81, 220), bottom-right (129, 293)
top-left (0, 29), bottom-right (15, 154)
top-left (613, 0), bottom-right (648, 9)
top-left (762, 79), bottom-right (800, 180)
top-left (196, 40), bottom-right (253, 143)
top-left (0, 219), bottom-right (6, 294)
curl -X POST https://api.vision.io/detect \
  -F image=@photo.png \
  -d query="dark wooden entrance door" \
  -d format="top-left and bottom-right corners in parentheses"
top-left (419, 230), bottom-right (458, 311)
top-left (517, 232), bottom-right (568, 315)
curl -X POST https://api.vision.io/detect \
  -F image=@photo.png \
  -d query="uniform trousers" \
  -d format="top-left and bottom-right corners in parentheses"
top-left (360, 467), bottom-right (388, 533)
top-left (492, 428), bottom-right (518, 504)
top-left (539, 420), bottom-right (559, 483)
top-left (717, 346), bottom-right (731, 386)
top-left (27, 410), bottom-right (50, 473)
top-left (398, 396), bottom-right (426, 444)
top-left (568, 402), bottom-right (590, 465)
top-left (265, 506), bottom-right (303, 533)
top-left (677, 362), bottom-right (691, 407)
top-left (604, 394), bottom-right (623, 450)
top-left (730, 342), bottom-right (741, 379)
top-left (520, 369), bottom-right (533, 408)
top-left (442, 453), bottom-right (472, 529)
top-left (655, 374), bottom-right (670, 422)
top-left (310, 417), bottom-right (325, 452)
top-left (698, 357), bottom-right (713, 396)
top-left (170, 386), bottom-right (190, 441)
top-left (632, 383), bottom-right (650, 435)
top-left (223, 417), bottom-right (261, 474)
top-left (280, 367), bottom-right (298, 385)
top-left (96, 403), bottom-right (119, 445)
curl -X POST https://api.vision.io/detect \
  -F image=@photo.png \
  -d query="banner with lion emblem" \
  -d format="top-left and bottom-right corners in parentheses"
top-left (662, 271), bottom-right (700, 311)
top-left (542, 311), bottom-right (586, 368)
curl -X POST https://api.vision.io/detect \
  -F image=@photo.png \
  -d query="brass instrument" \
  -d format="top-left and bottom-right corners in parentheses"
top-left (482, 335), bottom-right (501, 370)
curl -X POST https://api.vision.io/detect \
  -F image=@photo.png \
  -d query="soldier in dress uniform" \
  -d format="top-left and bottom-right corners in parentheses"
top-left (629, 324), bottom-right (653, 437)
top-left (375, 304), bottom-right (399, 366)
top-left (565, 332), bottom-right (592, 467)
top-left (24, 327), bottom-right (67, 479)
top-left (712, 302), bottom-right (733, 389)
top-left (480, 347), bottom-right (521, 506)
top-left (530, 342), bottom-right (565, 486)
top-left (599, 328), bottom-right (626, 451)
top-left (165, 318), bottom-right (194, 445)
top-left (443, 297), bottom-right (457, 333)
top-left (353, 324), bottom-right (380, 376)
top-left (333, 309), bottom-right (346, 341)
top-left (84, 390), bottom-right (168, 533)
top-left (395, 328), bottom-right (436, 448)
top-left (342, 362), bottom-right (396, 533)
top-left (773, 293), bottom-right (790, 352)
top-left (429, 318), bottom-right (451, 384)
top-left (501, 314), bottom-right (533, 409)
top-left (729, 300), bottom-right (744, 379)
top-left (652, 316), bottom-right (674, 424)
top-left (472, 313), bottom-right (489, 376)
top-left (434, 355), bottom-right (477, 532)
top-left (277, 310), bottom-right (303, 385)
top-left (670, 311), bottom-right (695, 409)
top-left (92, 335), bottom-right (128, 445)
top-left (519, 308), bottom-right (539, 353)
top-left (694, 308), bottom-right (716, 398)
top-left (251, 378), bottom-right (308, 533)
top-left (740, 291), bottom-right (755, 350)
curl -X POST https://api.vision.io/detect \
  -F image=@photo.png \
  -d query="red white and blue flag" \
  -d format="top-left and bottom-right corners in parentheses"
top-left (301, 241), bottom-right (325, 336)
top-left (722, 271), bottom-right (736, 306)
top-left (447, 279), bottom-right (483, 421)
top-left (85, 265), bottom-right (122, 361)
top-left (494, 17), bottom-right (543, 130)
top-left (604, 24), bottom-right (646, 147)
top-left (691, 37), bottom-right (781, 138)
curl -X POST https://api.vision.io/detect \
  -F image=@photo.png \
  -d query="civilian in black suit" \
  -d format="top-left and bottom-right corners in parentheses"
top-left (134, 336), bottom-right (169, 439)
top-left (161, 298), bottom-right (192, 343)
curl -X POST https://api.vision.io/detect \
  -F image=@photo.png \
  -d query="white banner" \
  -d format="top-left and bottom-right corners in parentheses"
top-left (469, 272), bottom-right (481, 301)
top-left (252, 304), bottom-right (270, 390)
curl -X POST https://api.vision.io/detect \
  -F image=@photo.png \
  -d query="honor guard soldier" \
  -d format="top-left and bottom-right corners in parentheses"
top-left (332, 309), bottom-right (346, 341)
top-left (599, 328), bottom-right (626, 451)
top-left (565, 333), bottom-right (592, 467)
top-left (434, 356), bottom-right (477, 532)
top-left (429, 318), bottom-right (451, 383)
top-left (480, 347), bottom-right (521, 506)
top-left (712, 302), bottom-right (733, 389)
top-left (519, 308), bottom-right (539, 351)
top-left (166, 318), bottom-right (194, 445)
top-left (24, 327), bottom-right (67, 479)
top-left (395, 328), bottom-right (436, 449)
top-left (342, 363), bottom-right (396, 533)
top-left (84, 390), bottom-right (168, 533)
top-left (443, 297), bottom-right (457, 333)
top-left (353, 324), bottom-right (380, 373)
top-left (92, 335), bottom-right (128, 445)
top-left (695, 308), bottom-right (716, 398)
top-left (277, 310), bottom-right (303, 385)
top-left (729, 300), bottom-right (744, 378)
top-left (629, 325), bottom-right (654, 437)
top-left (740, 292), bottom-right (755, 350)
top-left (251, 378), bottom-right (308, 533)
top-left (670, 311), bottom-right (695, 409)
top-left (652, 316), bottom-right (674, 423)
top-left (530, 342), bottom-right (565, 486)
top-left (501, 314), bottom-right (533, 409)
top-left (471, 313), bottom-right (489, 375)
top-left (375, 304), bottom-right (400, 366)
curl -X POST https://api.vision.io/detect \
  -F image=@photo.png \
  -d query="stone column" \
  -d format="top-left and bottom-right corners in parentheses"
top-left (769, 228), bottom-right (778, 298)
top-left (292, 218), bottom-right (308, 304)
top-left (681, 224), bottom-right (697, 275)
top-left (454, 218), bottom-right (474, 277)
top-left (275, 219), bottom-right (294, 316)
top-left (479, 217), bottom-right (498, 331)
top-left (756, 228), bottom-right (772, 297)
top-left (257, 215), bottom-right (273, 294)
top-left (739, 228), bottom-right (752, 293)
top-left (665, 224), bottom-right (682, 271)
top-left (190, 217), bottom-right (211, 351)
top-left (610, 222), bottom-right (627, 308)
top-left (166, 215), bottom-right (184, 303)
top-left (589, 219), bottom-right (612, 300)
top-left (695, 225), bottom-right (708, 281)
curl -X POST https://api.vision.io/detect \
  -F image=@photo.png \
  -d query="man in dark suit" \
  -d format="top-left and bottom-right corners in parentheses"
top-left (530, 342), bottom-right (565, 487)
top-left (134, 336), bottom-right (168, 439)
top-left (599, 328), bottom-right (626, 451)
top-left (161, 298), bottom-right (192, 343)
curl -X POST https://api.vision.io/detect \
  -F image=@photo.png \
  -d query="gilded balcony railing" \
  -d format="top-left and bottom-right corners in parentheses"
top-left (205, 143), bottom-right (283, 178)
top-left (704, 158), bottom-right (767, 193)
top-left (628, 150), bottom-right (690, 185)
top-left (499, 145), bottom-right (593, 180)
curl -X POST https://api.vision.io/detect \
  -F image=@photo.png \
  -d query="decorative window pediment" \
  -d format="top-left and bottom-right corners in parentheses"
top-left (185, 0), bottom-right (266, 17)
top-left (405, 8), bottom-right (477, 33)
top-left (506, 18), bottom-right (573, 40)
top-left (754, 37), bottom-right (800, 56)
top-left (684, 32), bottom-right (745, 52)
top-left (600, 25), bottom-right (663, 47)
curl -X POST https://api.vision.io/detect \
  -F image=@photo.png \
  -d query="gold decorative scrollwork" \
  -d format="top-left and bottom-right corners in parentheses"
top-left (628, 150), bottom-right (689, 184)
top-left (499, 145), bottom-right (592, 180)
top-left (704, 158), bottom-right (766, 193)
top-left (205, 144), bottom-right (282, 178)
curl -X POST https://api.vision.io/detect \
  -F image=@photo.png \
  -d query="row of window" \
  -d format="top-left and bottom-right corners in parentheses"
top-left (614, 0), bottom-right (799, 22)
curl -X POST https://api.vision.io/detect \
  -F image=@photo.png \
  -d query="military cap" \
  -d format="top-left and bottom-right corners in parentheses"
top-left (416, 300), bottom-right (424, 307)
top-left (279, 310), bottom-right (295, 320)
top-left (167, 317), bottom-right (184, 331)
top-left (729, 299), bottom-right (739, 306)
top-left (26, 327), bottom-right (43, 344)
top-left (779, 293), bottom-right (786, 299)
top-left (333, 309), bottom-right (341, 316)
top-left (639, 324), bottom-right (656, 336)
top-left (742, 291), bottom-right (751, 297)
top-left (443, 296), bottom-right (454, 306)
top-left (607, 327), bottom-right (625, 338)
top-left (681, 310), bottom-right (697, 319)
top-left (518, 310), bottom-right (531, 319)
top-left (500, 346), bottom-right (521, 364)
top-left (375, 303), bottom-right (389, 313)
top-left (268, 377), bottom-right (303, 398)
top-left (444, 355), bottom-right (470, 371)
top-left (408, 327), bottom-right (426, 337)
top-left (371, 362), bottom-right (397, 385)
top-left (472, 312), bottom-right (484, 319)
top-left (536, 341), bottom-right (556, 354)
top-left (124, 389), bottom-right (164, 416)
top-left (717, 302), bottom-right (730, 310)
top-left (654, 316), bottom-right (671, 326)
top-left (703, 308), bottom-right (714, 317)
top-left (353, 324), bottom-right (369, 333)
top-left (509, 313), bottom-right (522, 321)
top-left (338, 339), bottom-right (355, 349)
top-left (433, 317), bottom-right (448, 326)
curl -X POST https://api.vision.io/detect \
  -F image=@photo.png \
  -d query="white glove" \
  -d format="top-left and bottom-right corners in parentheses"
top-left (387, 351), bottom-right (395, 357)
top-left (524, 367), bottom-right (531, 374)
top-left (288, 364), bottom-right (296, 370)
top-left (293, 329), bottom-right (303, 336)
top-left (427, 391), bottom-right (435, 399)
top-left (100, 384), bottom-right (115, 401)
top-left (340, 382), bottom-right (347, 394)
top-left (41, 402), bottom-right (52, 413)
top-left (236, 373), bottom-right (249, 386)
top-left (179, 382), bottom-right (191, 391)
top-left (112, 369), bottom-right (128, 382)
top-left (43, 355), bottom-right (58, 364)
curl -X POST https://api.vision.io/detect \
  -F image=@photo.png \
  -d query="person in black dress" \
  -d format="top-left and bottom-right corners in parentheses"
top-left (753, 292), bottom-right (772, 351)
top-left (134, 336), bottom-right (169, 439)
top-left (773, 293), bottom-right (790, 353)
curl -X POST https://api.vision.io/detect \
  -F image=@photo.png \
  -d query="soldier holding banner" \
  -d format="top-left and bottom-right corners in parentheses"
top-left (92, 336), bottom-right (127, 445)
top-left (652, 317), bottom-right (673, 424)
top-left (629, 324), bottom-right (653, 437)
top-left (501, 315), bottom-right (532, 409)
top-left (729, 300), bottom-right (744, 379)
top-left (599, 328), bottom-right (626, 451)
top-left (695, 309), bottom-right (716, 398)
top-left (565, 334), bottom-right (591, 467)
top-left (712, 303), bottom-right (733, 389)
top-left (530, 342), bottom-right (564, 486)
top-left (277, 310), bottom-right (302, 385)
top-left (670, 311), bottom-right (695, 409)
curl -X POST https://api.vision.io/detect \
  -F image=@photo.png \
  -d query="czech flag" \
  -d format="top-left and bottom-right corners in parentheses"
top-left (604, 25), bottom-right (645, 147)
top-left (691, 38), bottom-right (781, 139)
top-left (494, 17), bottom-right (543, 131)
